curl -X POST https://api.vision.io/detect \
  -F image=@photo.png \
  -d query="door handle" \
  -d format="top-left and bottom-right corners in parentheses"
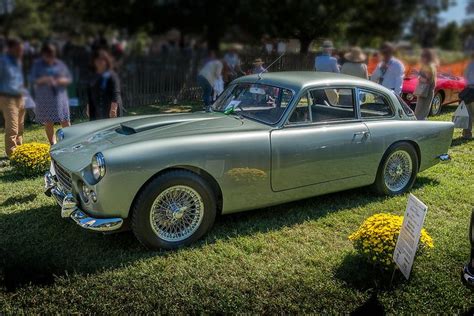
top-left (353, 131), bottom-right (370, 142)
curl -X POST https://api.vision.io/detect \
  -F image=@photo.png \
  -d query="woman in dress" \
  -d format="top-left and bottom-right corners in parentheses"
top-left (31, 43), bottom-right (72, 144)
top-left (414, 49), bottom-right (438, 120)
top-left (87, 50), bottom-right (122, 120)
top-left (341, 47), bottom-right (368, 79)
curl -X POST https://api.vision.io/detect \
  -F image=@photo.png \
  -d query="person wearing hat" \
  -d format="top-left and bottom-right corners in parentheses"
top-left (341, 47), bottom-right (368, 79)
top-left (370, 42), bottom-right (405, 95)
top-left (314, 40), bottom-right (340, 73)
top-left (251, 58), bottom-right (266, 74)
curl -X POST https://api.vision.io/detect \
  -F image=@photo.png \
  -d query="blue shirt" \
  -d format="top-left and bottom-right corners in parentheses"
top-left (314, 54), bottom-right (340, 73)
top-left (370, 57), bottom-right (405, 95)
top-left (30, 58), bottom-right (71, 92)
top-left (0, 54), bottom-right (24, 96)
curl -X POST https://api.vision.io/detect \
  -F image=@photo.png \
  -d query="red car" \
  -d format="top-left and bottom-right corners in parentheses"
top-left (402, 70), bottom-right (466, 116)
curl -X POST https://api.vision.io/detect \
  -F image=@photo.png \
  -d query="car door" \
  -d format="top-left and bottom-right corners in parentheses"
top-left (270, 87), bottom-right (372, 192)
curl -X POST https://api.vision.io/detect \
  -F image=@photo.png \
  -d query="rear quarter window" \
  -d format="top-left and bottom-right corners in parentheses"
top-left (396, 94), bottom-right (415, 116)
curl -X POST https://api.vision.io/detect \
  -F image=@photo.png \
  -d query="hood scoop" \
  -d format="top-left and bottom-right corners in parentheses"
top-left (117, 116), bottom-right (214, 134)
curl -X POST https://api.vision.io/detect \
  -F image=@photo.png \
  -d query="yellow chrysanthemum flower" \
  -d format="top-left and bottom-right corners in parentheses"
top-left (10, 142), bottom-right (51, 176)
top-left (349, 213), bottom-right (434, 269)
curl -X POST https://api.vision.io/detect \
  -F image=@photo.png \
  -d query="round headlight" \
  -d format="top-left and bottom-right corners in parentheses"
top-left (56, 129), bottom-right (65, 142)
top-left (91, 152), bottom-right (106, 181)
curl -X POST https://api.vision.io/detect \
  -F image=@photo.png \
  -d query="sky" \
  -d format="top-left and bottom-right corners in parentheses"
top-left (439, 0), bottom-right (469, 25)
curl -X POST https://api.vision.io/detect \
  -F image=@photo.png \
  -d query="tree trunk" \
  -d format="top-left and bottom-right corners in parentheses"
top-left (299, 38), bottom-right (313, 54)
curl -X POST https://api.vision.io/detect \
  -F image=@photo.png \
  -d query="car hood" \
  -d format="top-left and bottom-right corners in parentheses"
top-left (50, 112), bottom-right (265, 171)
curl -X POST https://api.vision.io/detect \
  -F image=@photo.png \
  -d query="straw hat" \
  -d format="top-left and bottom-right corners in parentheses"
top-left (344, 47), bottom-right (366, 63)
top-left (252, 58), bottom-right (264, 66)
top-left (229, 43), bottom-right (243, 51)
top-left (321, 40), bottom-right (334, 49)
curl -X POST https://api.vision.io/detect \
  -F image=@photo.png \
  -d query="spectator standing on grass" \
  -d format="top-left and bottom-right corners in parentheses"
top-left (314, 40), bottom-right (339, 73)
top-left (462, 53), bottom-right (474, 139)
top-left (341, 47), bottom-right (368, 79)
top-left (197, 54), bottom-right (223, 112)
top-left (31, 43), bottom-right (72, 144)
top-left (414, 49), bottom-right (438, 120)
top-left (87, 50), bottom-right (122, 120)
top-left (370, 42), bottom-right (405, 95)
top-left (0, 38), bottom-right (25, 157)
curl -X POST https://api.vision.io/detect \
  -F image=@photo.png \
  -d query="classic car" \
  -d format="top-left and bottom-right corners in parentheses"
top-left (402, 70), bottom-right (466, 116)
top-left (44, 72), bottom-right (454, 250)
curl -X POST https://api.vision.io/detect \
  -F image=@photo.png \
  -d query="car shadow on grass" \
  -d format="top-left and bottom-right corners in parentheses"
top-left (1, 193), bottom-right (37, 206)
top-left (0, 176), bottom-right (438, 292)
top-left (0, 167), bottom-right (42, 183)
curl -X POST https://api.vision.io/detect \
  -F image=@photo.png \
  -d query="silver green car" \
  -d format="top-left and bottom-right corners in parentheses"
top-left (44, 72), bottom-right (453, 249)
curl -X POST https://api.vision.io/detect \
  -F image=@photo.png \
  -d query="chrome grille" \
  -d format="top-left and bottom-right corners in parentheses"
top-left (53, 161), bottom-right (73, 192)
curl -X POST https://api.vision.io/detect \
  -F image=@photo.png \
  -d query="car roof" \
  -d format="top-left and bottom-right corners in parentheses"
top-left (234, 71), bottom-right (391, 94)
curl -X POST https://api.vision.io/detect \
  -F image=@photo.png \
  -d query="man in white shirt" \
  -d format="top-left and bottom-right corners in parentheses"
top-left (371, 42), bottom-right (405, 95)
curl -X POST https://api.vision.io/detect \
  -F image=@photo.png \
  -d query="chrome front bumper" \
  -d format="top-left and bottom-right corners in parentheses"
top-left (44, 171), bottom-right (123, 232)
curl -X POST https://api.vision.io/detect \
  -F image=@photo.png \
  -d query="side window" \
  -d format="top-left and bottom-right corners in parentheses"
top-left (310, 88), bottom-right (356, 122)
top-left (358, 89), bottom-right (394, 118)
top-left (288, 93), bottom-right (310, 124)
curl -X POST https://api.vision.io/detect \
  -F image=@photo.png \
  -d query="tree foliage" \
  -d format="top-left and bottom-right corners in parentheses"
top-left (0, 0), bottom-right (457, 51)
top-left (437, 21), bottom-right (462, 50)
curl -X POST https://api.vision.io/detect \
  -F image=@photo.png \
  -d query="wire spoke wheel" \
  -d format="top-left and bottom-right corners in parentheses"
top-left (383, 150), bottom-right (413, 192)
top-left (431, 94), bottom-right (442, 115)
top-left (150, 185), bottom-right (204, 242)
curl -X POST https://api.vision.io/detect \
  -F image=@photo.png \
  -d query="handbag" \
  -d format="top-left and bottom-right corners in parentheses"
top-left (414, 82), bottom-right (429, 98)
top-left (452, 101), bottom-right (470, 129)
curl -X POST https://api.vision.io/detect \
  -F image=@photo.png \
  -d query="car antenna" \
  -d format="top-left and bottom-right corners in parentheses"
top-left (258, 53), bottom-right (285, 80)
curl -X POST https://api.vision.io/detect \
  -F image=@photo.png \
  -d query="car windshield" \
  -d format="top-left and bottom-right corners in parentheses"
top-left (212, 83), bottom-right (294, 125)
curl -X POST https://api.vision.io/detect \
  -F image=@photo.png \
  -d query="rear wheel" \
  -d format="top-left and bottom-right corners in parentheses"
top-left (373, 142), bottom-right (419, 195)
top-left (131, 170), bottom-right (216, 250)
top-left (430, 92), bottom-right (443, 116)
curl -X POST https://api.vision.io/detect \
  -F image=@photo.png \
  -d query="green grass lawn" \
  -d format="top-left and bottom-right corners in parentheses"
top-left (0, 105), bottom-right (473, 313)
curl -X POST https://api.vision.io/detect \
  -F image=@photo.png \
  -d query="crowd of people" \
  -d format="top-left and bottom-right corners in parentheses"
top-left (1, 36), bottom-right (473, 158)
top-left (0, 38), bottom-right (122, 157)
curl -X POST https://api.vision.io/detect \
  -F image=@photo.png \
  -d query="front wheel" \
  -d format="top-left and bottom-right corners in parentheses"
top-left (131, 170), bottom-right (216, 250)
top-left (430, 92), bottom-right (443, 116)
top-left (373, 142), bottom-right (419, 195)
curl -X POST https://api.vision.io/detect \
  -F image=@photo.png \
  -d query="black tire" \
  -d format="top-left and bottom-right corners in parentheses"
top-left (373, 142), bottom-right (419, 195)
top-left (131, 170), bottom-right (216, 250)
top-left (430, 92), bottom-right (443, 116)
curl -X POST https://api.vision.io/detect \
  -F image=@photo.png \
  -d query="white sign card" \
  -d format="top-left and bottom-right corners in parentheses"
top-left (393, 194), bottom-right (428, 280)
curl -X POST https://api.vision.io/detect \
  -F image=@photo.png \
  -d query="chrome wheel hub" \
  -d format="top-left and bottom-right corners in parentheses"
top-left (383, 150), bottom-right (413, 192)
top-left (150, 185), bottom-right (204, 242)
